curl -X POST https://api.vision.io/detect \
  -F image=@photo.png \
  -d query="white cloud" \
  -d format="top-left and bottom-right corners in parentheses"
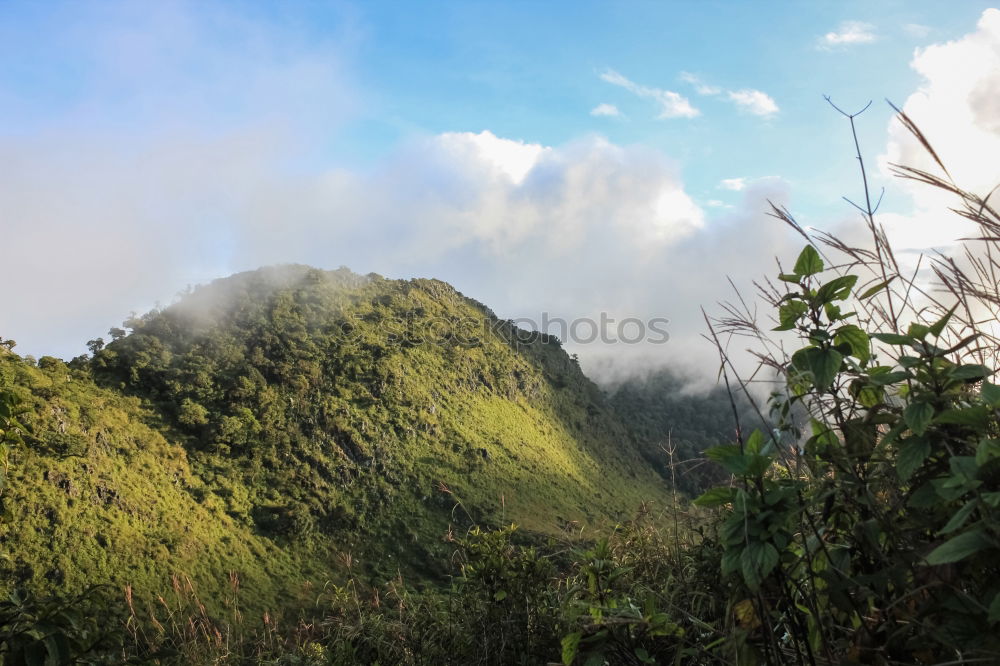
top-left (436, 130), bottom-right (548, 184)
top-left (0, 6), bottom-right (805, 384)
top-left (877, 9), bottom-right (1000, 279)
top-left (0, 2), bottom-right (361, 360)
top-left (719, 178), bottom-right (746, 191)
top-left (590, 103), bottom-right (621, 117)
top-left (904, 23), bottom-right (931, 38)
top-left (679, 72), bottom-right (721, 96)
top-left (727, 89), bottom-right (780, 116)
top-left (600, 68), bottom-right (700, 119)
top-left (679, 73), bottom-right (778, 116)
top-left (883, 9), bottom-right (1000, 212)
top-left (821, 21), bottom-right (877, 47)
top-left (706, 199), bottom-right (728, 208)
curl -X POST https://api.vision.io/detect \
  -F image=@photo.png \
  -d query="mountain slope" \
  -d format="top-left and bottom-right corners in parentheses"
top-left (1, 265), bottom-right (671, 614)
top-left (0, 352), bottom-right (310, 613)
top-left (607, 369), bottom-right (762, 494)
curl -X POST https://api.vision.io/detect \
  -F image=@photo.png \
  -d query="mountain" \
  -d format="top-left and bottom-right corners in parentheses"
top-left (608, 369), bottom-right (762, 495)
top-left (1, 265), bottom-right (673, 615)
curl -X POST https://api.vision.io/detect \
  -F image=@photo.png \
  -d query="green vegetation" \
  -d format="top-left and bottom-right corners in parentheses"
top-left (5, 110), bottom-right (1000, 664)
top-left (608, 371), bottom-right (760, 495)
top-left (0, 265), bottom-right (678, 659)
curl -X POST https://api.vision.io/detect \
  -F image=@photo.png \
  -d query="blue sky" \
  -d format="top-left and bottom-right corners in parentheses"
top-left (2, 0), bottom-right (999, 377)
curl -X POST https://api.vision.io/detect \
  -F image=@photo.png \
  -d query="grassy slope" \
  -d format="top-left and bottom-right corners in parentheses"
top-left (0, 353), bottom-right (310, 614)
top-left (1, 266), bottom-right (670, 616)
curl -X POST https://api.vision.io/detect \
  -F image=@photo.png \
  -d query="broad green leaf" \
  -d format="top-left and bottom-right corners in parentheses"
top-left (792, 347), bottom-right (842, 391)
top-left (949, 364), bottom-right (993, 381)
top-left (705, 445), bottom-right (741, 464)
top-left (811, 348), bottom-right (843, 390)
top-left (906, 323), bottom-right (930, 340)
top-left (705, 446), bottom-right (757, 476)
top-left (793, 245), bottom-right (823, 277)
top-left (935, 406), bottom-right (992, 428)
top-left (740, 542), bottom-right (779, 590)
top-left (721, 548), bottom-right (741, 575)
top-left (815, 275), bottom-right (858, 304)
top-left (778, 273), bottom-right (801, 283)
top-left (976, 438), bottom-right (1000, 467)
top-left (982, 381), bottom-right (1000, 406)
top-left (868, 371), bottom-right (910, 386)
top-left (924, 529), bottom-right (994, 565)
top-left (694, 486), bottom-right (737, 508)
top-left (745, 429), bottom-right (766, 454)
top-left (774, 301), bottom-right (808, 331)
top-left (834, 325), bottom-right (870, 363)
top-left (938, 500), bottom-right (977, 535)
top-left (904, 401), bottom-right (934, 435)
top-left (897, 437), bottom-right (931, 482)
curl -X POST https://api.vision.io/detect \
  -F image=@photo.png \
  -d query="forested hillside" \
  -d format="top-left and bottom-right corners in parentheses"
top-left (1, 265), bottom-right (675, 619)
top-left (608, 370), bottom-right (760, 494)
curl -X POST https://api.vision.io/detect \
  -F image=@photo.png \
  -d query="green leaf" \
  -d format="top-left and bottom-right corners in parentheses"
top-left (925, 529), bottom-right (994, 565)
top-left (977, 438), bottom-right (1000, 467)
top-left (792, 347), bottom-right (841, 391)
top-left (868, 370), bottom-right (910, 386)
top-left (834, 325), bottom-right (870, 363)
top-left (705, 445), bottom-right (742, 464)
top-left (774, 301), bottom-right (808, 331)
top-left (935, 406), bottom-right (992, 428)
top-left (859, 277), bottom-right (894, 300)
top-left (949, 364), bottom-right (993, 381)
top-left (493, 589), bottom-right (507, 601)
top-left (705, 447), bottom-right (750, 476)
top-left (811, 348), bottom-right (843, 390)
top-left (929, 305), bottom-right (958, 337)
top-left (938, 500), bottom-right (977, 536)
top-left (740, 542), bottom-right (779, 590)
top-left (904, 402), bottom-right (934, 436)
top-left (906, 323), bottom-right (931, 340)
top-left (561, 632), bottom-right (582, 665)
top-left (872, 332), bottom-right (913, 346)
top-left (721, 548), bottom-right (741, 576)
top-left (778, 273), bottom-right (801, 283)
top-left (816, 275), bottom-right (858, 304)
top-left (793, 245), bottom-right (823, 277)
top-left (988, 591), bottom-right (1000, 623)
top-left (897, 437), bottom-right (931, 482)
top-left (694, 486), bottom-right (737, 508)
top-left (745, 429), bottom-right (766, 454)
top-left (982, 381), bottom-right (1000, 406)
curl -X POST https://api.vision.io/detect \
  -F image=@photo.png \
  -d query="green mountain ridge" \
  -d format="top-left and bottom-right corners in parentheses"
top-left (1, 265), bottom-right (709, 617)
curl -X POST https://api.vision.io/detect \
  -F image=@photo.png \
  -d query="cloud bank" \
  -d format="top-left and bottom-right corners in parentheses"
top-left (880, 8), bottom-right (1000, 251)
